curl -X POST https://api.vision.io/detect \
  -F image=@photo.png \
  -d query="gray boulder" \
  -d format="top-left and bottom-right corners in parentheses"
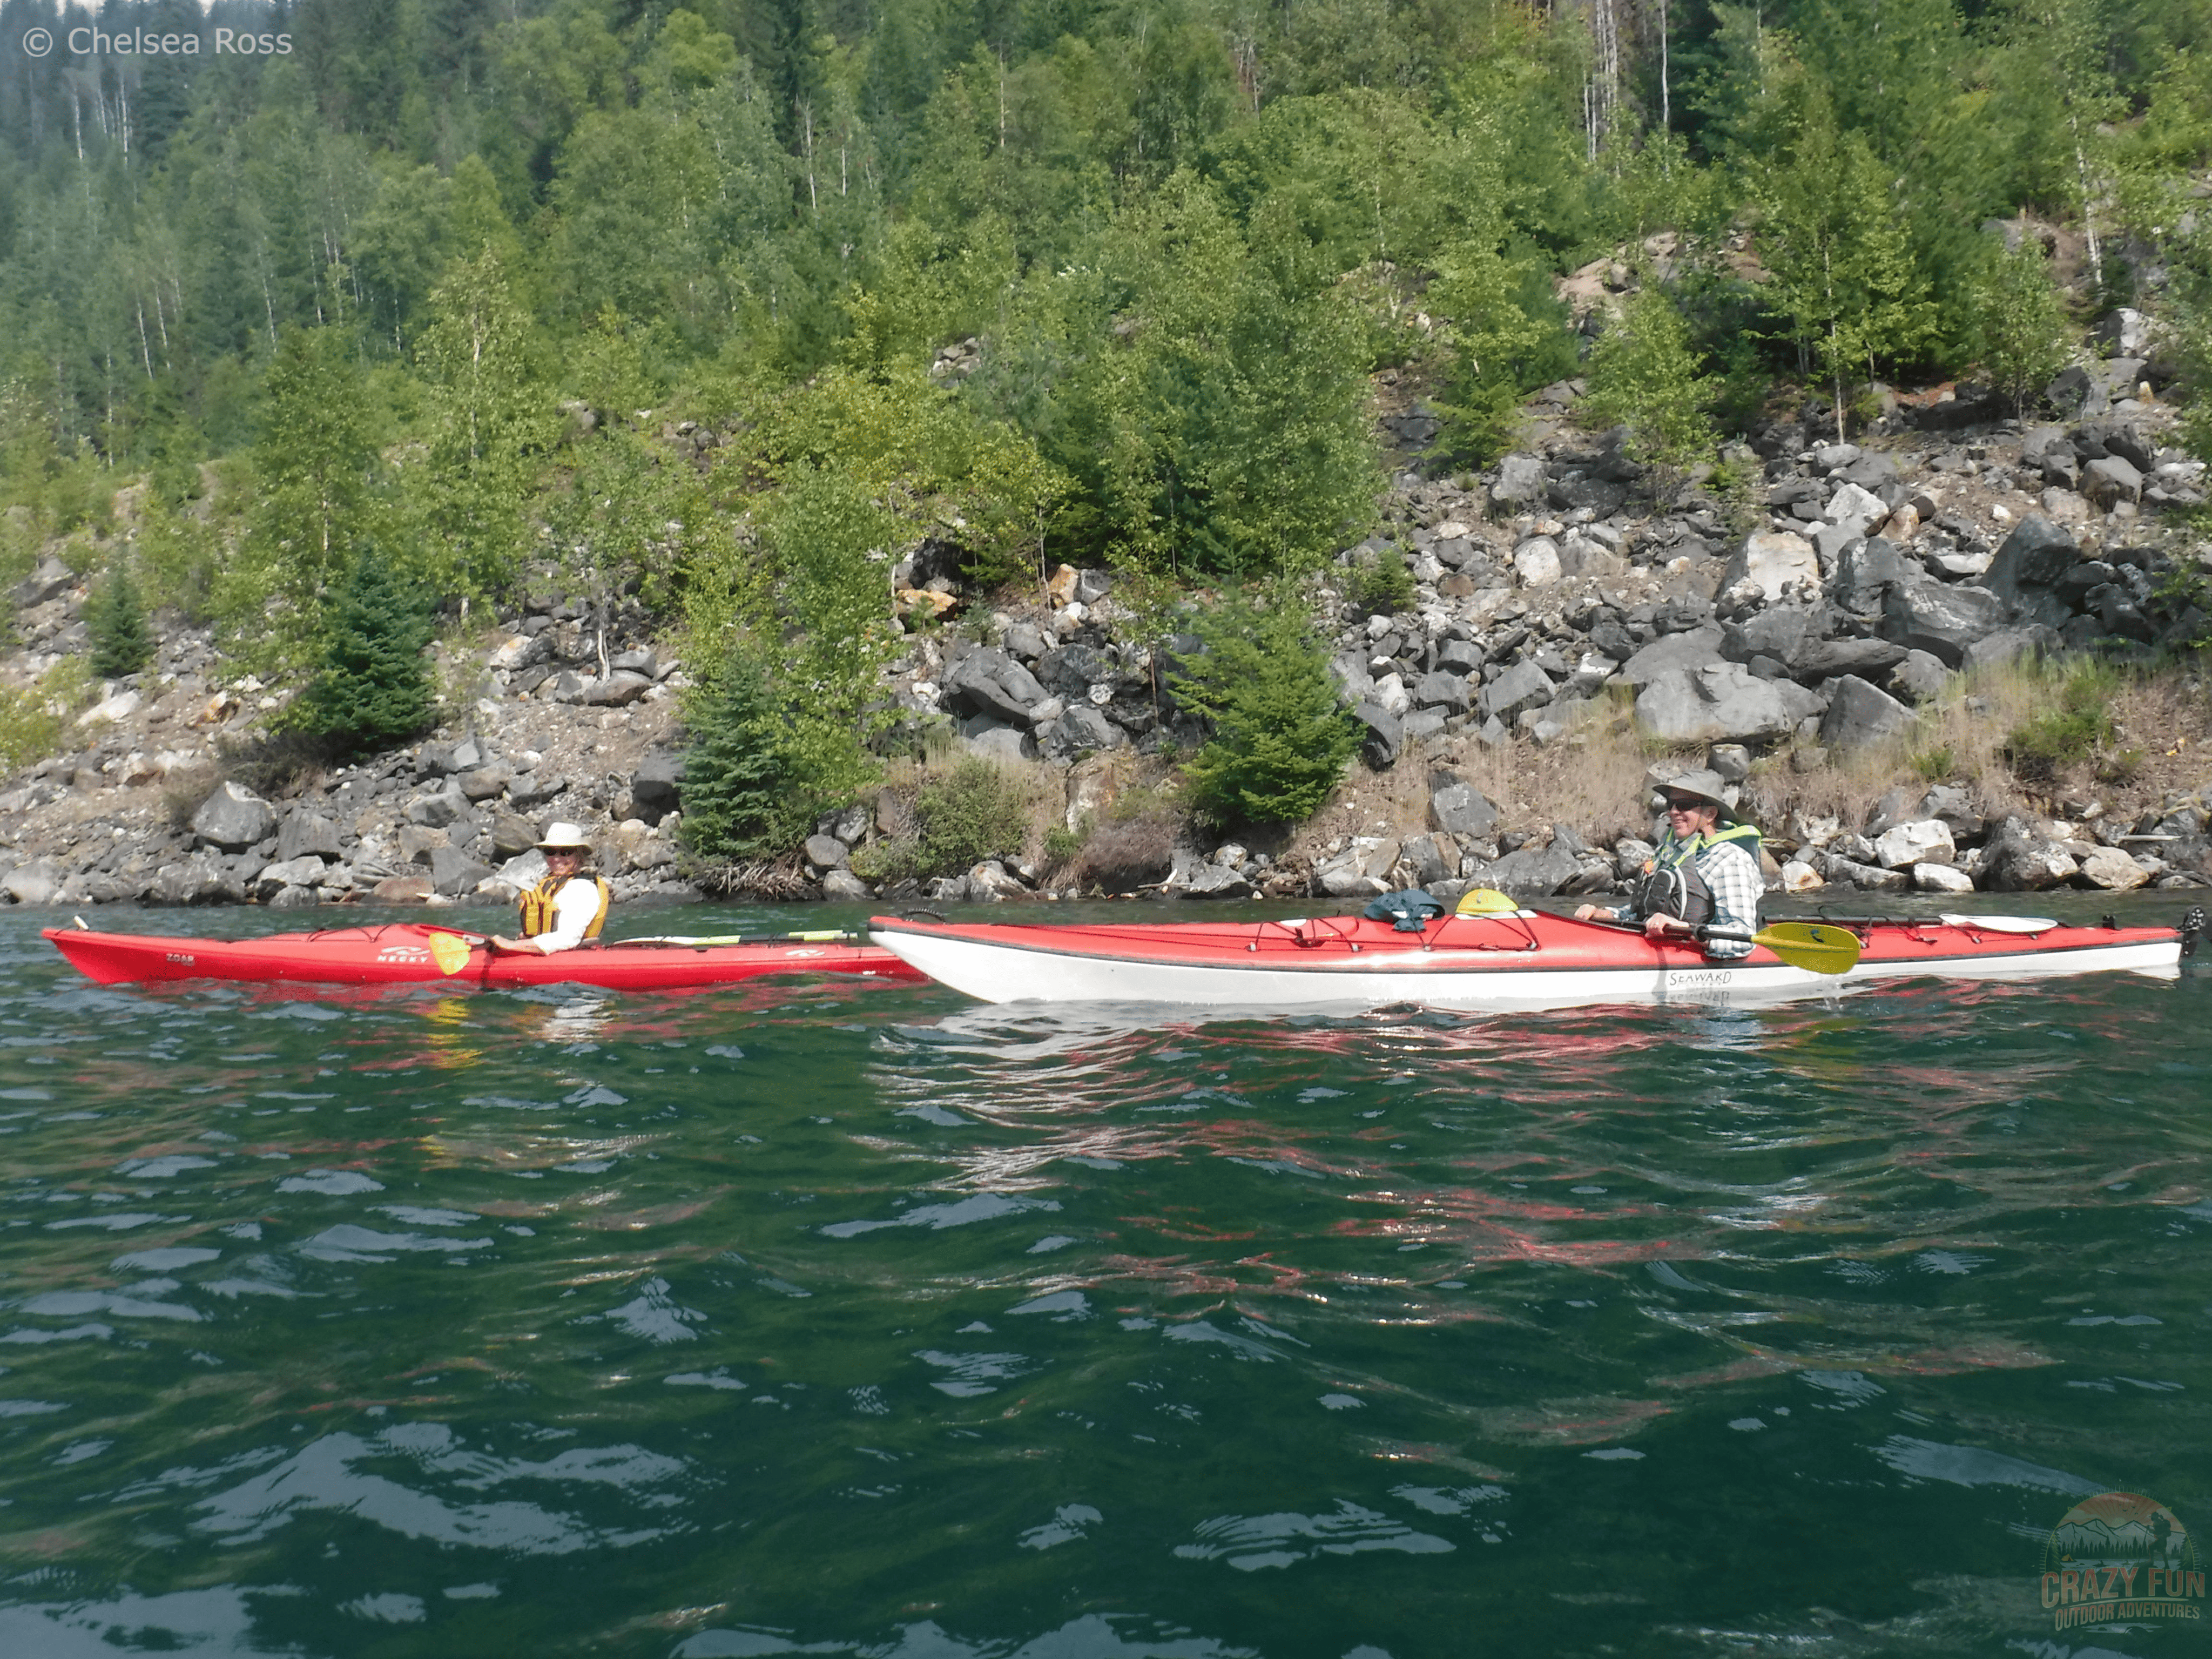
top-left (456, 764), bottom-right (511, 802)
top-left (1984, 517), bottom-right (2079, 625)
top-left (490, 813), bottom-right (539, 860)
top-left (1979, 818), bottom-right (2081, 891)
top-left (1720, 530), bottom-right (1819, 603)
top-left (631, 750), bottom-right (685, 824)
top-left (507, 772), bottom-right (563, 808)
top-left (1182, 862), bottom-right (1255, 899)
top-left (1635, 662), bottom-right (1797, 744)
top-left (2, 859), bottom-right (63, 906)
top-left (1411, 671), bottom-right (1474, 714)
top-left (804, 834), bottom-right (850, 871)
top-left (1043, 704), bottom-right (1122, 761)
top-left (964, 722), bottom-right (1037, 763)
top-left (1830, 536), bottom-right (1919, 617)
top-left (946, 647), bottom-right (1048, 723)
top-left (408, 783), bottom-right (471, 829)
top-left (1352, 703), bottom-right (1403, 769)
top-left (1437, 638), bottom-right (1485, 675)
top-left (578, 670), bottom-right (653, 707)
top-left (1036, 644), bottom-right (1120, 701)
top-left (1478, 660), bottom-right (1556, 723)
top-left (1469, 840), bottom-right (1581, 896)
top-left (1788, 636), bottom-right (1908, 682)
top-left (1880, 581), bottom-right (2007, 667)
top-left (11, 556), bottom-right (73, 608)
top-left (1961, 625), bottom-right (2059, 672)
top-left (822, 868), bottom-right (873, 901)
top-left (1492, 455), bottom-right (1549, 507)
top-left (153, 850), bottom-right (245, 905)
top-left (1617, 624), bottom-right (1726, 687)
top-left (966, 860), bottom-right (1029, 902)
top-left (267, 885), bottom-right (321, 910)
top-left (191, 781), bottom-right (277, 853)
top-left (1819, 675), bottom-right (1914, 751)
top-left (428, 845), bottom-right (495, 897)
top-left (1723, 606), bottom-right (1817, 666)
top-left (1888, 650), bottom-right (1950, 703)
top-left (276, 811), bottom-right (343, 864)
top-left (254, 855), bottom-right (327, 898)
top-left (1429, 780), bottom-right (1499, 838)
top-left (1399, 832), bottom-right (1460, 887)
top-left (2082, 455), bottom-right (2144, 507)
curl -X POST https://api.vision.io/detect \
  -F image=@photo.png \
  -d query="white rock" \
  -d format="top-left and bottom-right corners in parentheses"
top-left (1873, 819), bottom-right (1957, 869)
top-left (1825, 482), bottom-right (1889, 529)
top-left (2076, 846), bottom-right (2151, 892)
top-left (1513, 537), bottom-right (1562, 586)
top-left (1432, 520), bottom-right (1472, 539)
top-left (80, 689), bottom-right (141, 725)
top-left (1719, 531), bottom-right (1819, 603)
top-left (1372, 673), bottom-right (1411, 716)
top-left (1780, 859), bottom-right (1825, 893)
top-left (1912, 861), bottom-right (1975, 894)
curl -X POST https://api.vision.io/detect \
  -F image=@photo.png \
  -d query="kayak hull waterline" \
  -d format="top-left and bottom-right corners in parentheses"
top-left (43, 924), bottom-right (928, 990)
top-left (869, 910), bottom-right (2187, 1012)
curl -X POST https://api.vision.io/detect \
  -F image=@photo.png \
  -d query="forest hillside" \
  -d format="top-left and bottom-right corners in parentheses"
top-left (3, 0), bottom-right (2212, 910)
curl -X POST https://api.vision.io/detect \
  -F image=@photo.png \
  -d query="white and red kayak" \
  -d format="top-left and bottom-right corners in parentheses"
top-left (869, 907), bottom-right (2195, 1013)
top-left (45, 922), bottom-right (927, 992)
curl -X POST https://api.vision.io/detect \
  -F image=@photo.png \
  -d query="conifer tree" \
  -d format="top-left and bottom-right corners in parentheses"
top-left (1584, 286), bottom-right (1721, 476)
top-left (86, 563), bottom-right (154, 679)
top-left (680, 650), bottom-right (807, 859)
top-left (292, 552), bottom-right (436, 757)
top-left (1971, 237), bottom-right (2073, 416)
top-left (1172, 588), bottom-right (1358, 827)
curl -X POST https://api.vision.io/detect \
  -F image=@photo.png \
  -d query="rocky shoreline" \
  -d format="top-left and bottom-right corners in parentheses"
top-left (4, 345), bottom-right (2209, 918)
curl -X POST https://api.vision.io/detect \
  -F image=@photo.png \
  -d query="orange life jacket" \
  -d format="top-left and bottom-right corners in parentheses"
top-left (517, 874), bottom-right (610, 941)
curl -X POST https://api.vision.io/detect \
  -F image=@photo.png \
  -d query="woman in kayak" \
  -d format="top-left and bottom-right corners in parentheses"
top-left (487, 823), bottom-right (611, 955)
top-left (1573, 770), bottom-right (1763, 959)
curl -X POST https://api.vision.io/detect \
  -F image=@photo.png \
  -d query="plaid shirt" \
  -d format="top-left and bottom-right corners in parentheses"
top-left (1611, 833), bottom-right (1765, 959)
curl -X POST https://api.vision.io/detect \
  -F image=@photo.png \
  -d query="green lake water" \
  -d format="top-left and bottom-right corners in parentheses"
top-left (2, 897), bottom-right (2208, 1657)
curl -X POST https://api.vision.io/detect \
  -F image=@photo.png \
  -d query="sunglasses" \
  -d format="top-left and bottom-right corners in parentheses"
top-left (1661, 795), bottom-right (1709, 811)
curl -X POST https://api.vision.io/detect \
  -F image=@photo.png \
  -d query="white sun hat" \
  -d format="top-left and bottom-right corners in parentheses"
top-left (534, 821), bottom-right (593, 851)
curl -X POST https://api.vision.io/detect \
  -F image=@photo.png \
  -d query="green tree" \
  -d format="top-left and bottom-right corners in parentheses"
top-left (1758, 118), bottom-right (1939, 441)
top-left (680, 648), bottom-right (812, 860)
top-left (1171, 588), bottom-right (1358, 827)
top-left (1970, 237), bottom-right (2074, 416)
top-left (290, 551), bottom-right (436, 757)
top-left (1429, 239), bottom-right (1577, 463)
top-left (86, 564), bottom-right (155, 679)
top-left (414, 249), bottom-right (542, 602)
top-left (237, 327), bottom-right (380, 657)
top-left (1583, 285), bottom-right (1720, 475)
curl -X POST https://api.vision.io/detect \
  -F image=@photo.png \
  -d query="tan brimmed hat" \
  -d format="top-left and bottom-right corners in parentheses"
top-left (535, 821), bottom-right (593, 851)
top-left (1647, 766), bottom-right (1736, 818)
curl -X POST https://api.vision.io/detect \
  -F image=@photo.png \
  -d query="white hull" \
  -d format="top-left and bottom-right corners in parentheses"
top-left (876, 929), bottom-right (2181, 1013)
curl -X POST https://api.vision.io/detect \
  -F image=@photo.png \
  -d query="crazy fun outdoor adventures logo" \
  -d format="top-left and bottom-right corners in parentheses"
top-left (2040, 1491), bottom-right (2205, 1633)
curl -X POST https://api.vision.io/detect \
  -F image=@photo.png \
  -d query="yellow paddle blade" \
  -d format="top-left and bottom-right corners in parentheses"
top-left (427, 932), bottom-right (475, 975)
top-left (1455, 887), bottom-right (1520, 917)
top-left (1751, 922), bottom-right (1860, 976)
top-left (786, 930), bottom-right (848, 942)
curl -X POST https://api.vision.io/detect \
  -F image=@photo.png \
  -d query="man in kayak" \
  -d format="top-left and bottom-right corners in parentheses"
top-left (1573, 770), bottom-right (1763, 959)
top-left (486, 823), bottom-right (611, 955)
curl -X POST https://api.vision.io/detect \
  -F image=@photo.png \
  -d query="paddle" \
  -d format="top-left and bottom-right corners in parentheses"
top-left (1700, 921), bottom-right (1861, 976)
top-left (416, 926), bottom-right (861, 975)
top-left (425, 931), bottom-right (477, 975)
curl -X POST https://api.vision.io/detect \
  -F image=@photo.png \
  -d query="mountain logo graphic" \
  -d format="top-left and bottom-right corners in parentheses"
top-left (2039, 1492), bottom-right (2204, 1633)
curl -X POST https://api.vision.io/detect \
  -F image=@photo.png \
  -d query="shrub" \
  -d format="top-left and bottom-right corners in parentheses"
top-left (1971, 238), bottom-right (2073, 417)
top-left (1909, 745), bottom-right (1957, 782)
top-left (1171, 587), bottom-right (1359, 826)
top-left (289, 551), bottom-right (436, 757)
top-left (681, 650), bottom-right (814, 861)
top-left (1582, 286), bottom-right (1720, 477)
top-left (2005, 660), bottom-right (2120, 780)
top-left (86, 563), bottom-right (154, 679)
top-left (1347, 547), bottom-right (1415, 617)
top-left (915, 757), bottom-right (1029, 875)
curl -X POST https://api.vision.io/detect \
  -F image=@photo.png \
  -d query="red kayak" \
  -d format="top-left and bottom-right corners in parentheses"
top-left (872, 906), bottom-right (2197, 1012)
top-left (44, 922), bottom-right (927, 991)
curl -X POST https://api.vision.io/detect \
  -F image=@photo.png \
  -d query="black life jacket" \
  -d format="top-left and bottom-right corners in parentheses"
top-left (1632, 822), bottom-right (1762, 926)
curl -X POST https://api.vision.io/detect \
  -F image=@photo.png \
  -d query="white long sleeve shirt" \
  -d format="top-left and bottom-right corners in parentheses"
top-left (525, 876), bottom-right (605, 954)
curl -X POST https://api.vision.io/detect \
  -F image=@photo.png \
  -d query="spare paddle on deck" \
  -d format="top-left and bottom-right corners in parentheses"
top-left (1701, 921), bottom-right (1861, 976)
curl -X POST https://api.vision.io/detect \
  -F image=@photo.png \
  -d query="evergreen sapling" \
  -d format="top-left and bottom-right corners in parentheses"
top-left (86, 563), bottom-right (154, 679)
top-left (1172, 589), bottom-right (1358, 827)
top-left (293, 552), bottom-right (436, 756)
